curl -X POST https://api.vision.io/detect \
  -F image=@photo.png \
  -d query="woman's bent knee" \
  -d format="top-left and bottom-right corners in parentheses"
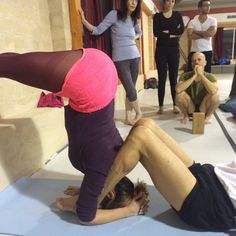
top-left (135, 118), bottom-right (157, 128)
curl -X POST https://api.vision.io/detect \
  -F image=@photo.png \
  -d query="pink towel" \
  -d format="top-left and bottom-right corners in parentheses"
top-left (37, 92), bottom-right (64, 108)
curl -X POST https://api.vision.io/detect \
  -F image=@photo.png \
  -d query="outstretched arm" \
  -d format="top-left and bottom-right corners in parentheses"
top-left (78, 8), bottom-right (94, 32)
top-left (57, 193), bottom-right (146, 225)
top-left (79, 8), bottom-right (116, 35)
top-left (81, 195), bottom-right (146, 225)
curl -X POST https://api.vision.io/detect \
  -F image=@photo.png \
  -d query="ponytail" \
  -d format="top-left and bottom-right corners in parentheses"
top-left (100, 177), bottom-right (149, 210)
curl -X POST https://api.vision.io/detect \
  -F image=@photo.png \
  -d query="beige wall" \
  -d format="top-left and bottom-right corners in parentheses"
top-left (0, 0), bottom-right (71, 191)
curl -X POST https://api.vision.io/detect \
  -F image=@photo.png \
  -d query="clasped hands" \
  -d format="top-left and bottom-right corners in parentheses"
top-left (193, 65), bottom-right (204, 82)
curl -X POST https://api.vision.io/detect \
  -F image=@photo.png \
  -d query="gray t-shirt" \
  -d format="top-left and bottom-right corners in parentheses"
top-left (92, 10), bottom-right (141, 62)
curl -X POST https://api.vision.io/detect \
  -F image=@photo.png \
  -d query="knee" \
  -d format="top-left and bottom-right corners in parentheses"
top-left (205, 92), bottom-right (220, 105)
top-left (175, 91), bottom-right (186, 104)
top-left (135, 118), bottom-right (158, 129)
top-left (126, 88), bottom-right (137, 102)
top-left (130, 123), bottom-right (151, 143)
top-left (211, 93), bottom-right (220, 104)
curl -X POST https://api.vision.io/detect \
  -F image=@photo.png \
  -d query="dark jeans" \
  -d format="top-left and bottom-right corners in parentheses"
top-left (114, 58), bottom-right (140, 102)
top-left (187, 51), bottom-right (212, 73)
top-left (155, 46), bottom-right (179, 106)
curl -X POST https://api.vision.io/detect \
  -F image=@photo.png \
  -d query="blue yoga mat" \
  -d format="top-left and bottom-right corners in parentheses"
top-left (0, 177), bottom-right (235, 236)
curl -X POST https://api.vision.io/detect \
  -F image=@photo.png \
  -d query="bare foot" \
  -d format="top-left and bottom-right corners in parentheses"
top-left (157, 107), bottom-right (164, 114)
top-left (124, 118), bottom-right (135, 126)
top-left (180, 116), bottom-right (188, 124)
top-left (64, 186), bottom-right (80, 196)
top-left (205, 116), bottom-right (212, 124)
top-left (133, 113), bottom-right (142, 124)
top-left (56, 195), bottom-right (78, 213)
top-left (173, 106), bottom-right (180, 114)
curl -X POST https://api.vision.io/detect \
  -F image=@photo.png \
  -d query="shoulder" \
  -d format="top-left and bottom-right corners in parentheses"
top-left (153, 12), bottom-right (162, 19)
top-left (179, 71), bottom-right (194, 81)
top-left (191, 15), bottom-right (199, 23)
top-left (208, 16), bottom-right (217, 25)
top-left (205, 72), bottom-right (217, 82)
top-left (109, 10), bottom-right (117, 15)
top-left (173, 11), bottom-right (182, 17)
top-left (107, 10), bottom-right (118, 19)
top-left (188, 17), bottom-right (197, 28)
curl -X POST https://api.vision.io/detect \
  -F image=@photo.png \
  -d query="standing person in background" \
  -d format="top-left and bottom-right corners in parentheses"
top-left (79, 0), bottom-right (142, 125)
top-left (153, 0), bottom-right (184, 115)
top-left (187, 0), bottom-right (217, 73)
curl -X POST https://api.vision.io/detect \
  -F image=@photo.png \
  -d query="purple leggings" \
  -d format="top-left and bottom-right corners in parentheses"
top-left (0, 50), bottom-right (82, 92)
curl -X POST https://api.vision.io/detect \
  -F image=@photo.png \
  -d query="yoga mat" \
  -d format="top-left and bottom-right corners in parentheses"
top-left (0, 177), bottom-right (234, 236)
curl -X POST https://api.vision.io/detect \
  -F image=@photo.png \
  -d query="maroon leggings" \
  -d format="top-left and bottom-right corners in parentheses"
top-left (0, 49), bottom-right (83, 92)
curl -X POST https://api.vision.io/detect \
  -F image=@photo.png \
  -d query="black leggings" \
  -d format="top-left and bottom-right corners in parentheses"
top-left (155, 46), bottom-right (179, 107)
top-left (0, 50), bottom-right (82, 92)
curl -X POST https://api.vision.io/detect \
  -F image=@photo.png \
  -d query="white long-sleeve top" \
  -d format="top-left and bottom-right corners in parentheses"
top-left (215, 158), bottom-right (236, 209)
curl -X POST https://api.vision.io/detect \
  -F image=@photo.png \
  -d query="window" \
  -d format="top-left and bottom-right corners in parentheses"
top-left (223, 28), bottom-right (236, 61)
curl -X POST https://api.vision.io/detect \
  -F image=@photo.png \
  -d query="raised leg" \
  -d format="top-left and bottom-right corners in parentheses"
top-left (0, 49), bottom-right (82, 92)
top-left (135, 118), bottom-right (193, 166)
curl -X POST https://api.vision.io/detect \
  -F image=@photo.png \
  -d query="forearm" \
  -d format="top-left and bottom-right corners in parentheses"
top-left (194, 30), bottom-right (214, 38)
top-left (81, 18), bottom-right (94, 32)
top-left (98, 165), bottom-right (127, 205)
top-left (98, 137), bottom-right (141, 204)
top-left (176, 76), bottom-right (196, 93)
top-left (169, 25), bottom-right (184, 36)
top-left (80, 207), bottom-right (133, 225)
top-left (188, 28), bottom-right (201, 40)
top-left (201, 76), bottom-right (218, 95)
top-left (191, 32), bottom-right (202, 40)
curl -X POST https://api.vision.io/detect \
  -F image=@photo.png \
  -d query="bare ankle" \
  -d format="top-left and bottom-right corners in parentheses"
top-left (205, 116), bottom-right (212, 124)
top-left (157, 107), bottom-right (164, 114)
top-left (180, 116), bottom-right (188, 124)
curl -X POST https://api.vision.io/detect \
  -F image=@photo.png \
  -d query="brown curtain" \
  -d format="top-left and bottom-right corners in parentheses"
top-left (113, 0), bottom-right (121, 9)
top-left (214, 27), bottom-right (224, 63)
top-left (81, 0), bottom-right (105, 50)
top-left (81, 0), bottom-right (112, 56)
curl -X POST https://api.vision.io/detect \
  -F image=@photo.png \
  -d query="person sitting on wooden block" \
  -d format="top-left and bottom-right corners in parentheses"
top-left (175, 52), bottom-right (219, 124)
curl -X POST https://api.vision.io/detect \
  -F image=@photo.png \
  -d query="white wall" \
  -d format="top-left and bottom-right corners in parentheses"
top-left (210, 12), bottom-right (236, 23)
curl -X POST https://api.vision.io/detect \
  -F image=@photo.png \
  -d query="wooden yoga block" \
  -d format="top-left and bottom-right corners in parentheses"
top-left (192, 112), bottom-right (205, 134)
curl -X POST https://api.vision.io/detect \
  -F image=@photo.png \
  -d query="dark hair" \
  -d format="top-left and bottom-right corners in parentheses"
top-left (100, 176), bottom-right (148, 209)
top-left (117, 0), bottom-right (142, 26)
top-left (198, 0), bottom-right (211, 8)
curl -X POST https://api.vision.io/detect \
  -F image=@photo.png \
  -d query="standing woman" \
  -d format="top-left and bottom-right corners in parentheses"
top-left (153, 0), bottom-right (184, 114)
top-left (79, 0), bottom-right (142, 125)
